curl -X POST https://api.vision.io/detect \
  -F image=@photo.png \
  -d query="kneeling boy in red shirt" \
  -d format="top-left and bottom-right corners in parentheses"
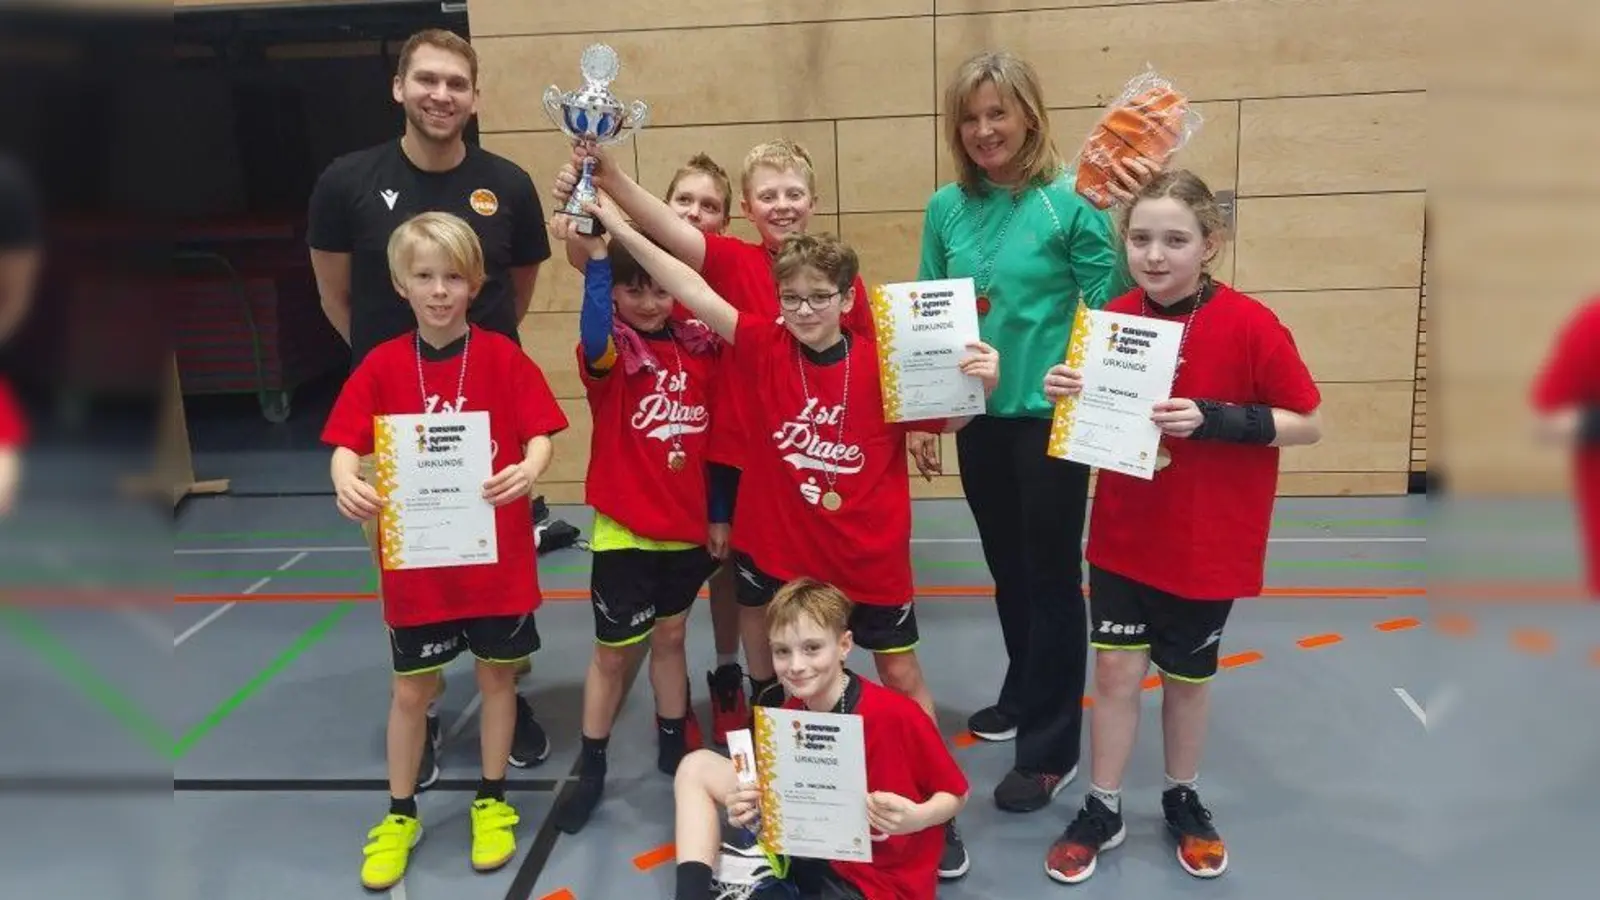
top-left (672, 578), bottom-right (970, 900)
top-left (322, 212), bottom-right (568, 890)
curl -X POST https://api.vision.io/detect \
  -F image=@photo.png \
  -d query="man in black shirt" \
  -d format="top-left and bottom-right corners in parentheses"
top-left (307, 29), bottom-right (553, 786)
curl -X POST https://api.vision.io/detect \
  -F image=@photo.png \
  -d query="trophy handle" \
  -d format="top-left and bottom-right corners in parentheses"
top-left (541, 86), bottom-right (566, 131)
top-left (619, 100), bottom-right (650, 141)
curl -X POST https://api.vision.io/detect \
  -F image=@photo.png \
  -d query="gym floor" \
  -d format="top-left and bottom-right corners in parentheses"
top-left (1, 389), bottom-right (1594, 900)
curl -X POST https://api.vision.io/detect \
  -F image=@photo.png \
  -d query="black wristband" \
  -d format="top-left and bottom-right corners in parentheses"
top-left (1582, 406), bottom-right (1600, 446)
top-left (1189, 400), bottom-right (1277, 445)
top-left (707, 462), bottom-right (742, 524)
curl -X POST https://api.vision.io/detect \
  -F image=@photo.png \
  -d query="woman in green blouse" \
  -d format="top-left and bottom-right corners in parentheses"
top-left (912, 49), bottom-right (1156, 815)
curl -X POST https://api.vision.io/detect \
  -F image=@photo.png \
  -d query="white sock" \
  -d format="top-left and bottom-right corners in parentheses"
top-left (1165, 772), bottom-right (1198, 791)
top-left (716, 653), bottom-right (739, 669)
top-left (1089, 783), bottom-right (1121, 813)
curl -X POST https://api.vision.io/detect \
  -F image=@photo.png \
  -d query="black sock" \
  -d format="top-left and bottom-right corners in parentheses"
top-left (390, 795), bottom-right (418, 818)
top-left (674, 861), bottom-right (714, 900)
top-left (476, 776), bottom-right (506, 803)
top-left (658, 714), bottom-right (688, 736)
top-left (580, 735), bottom-right (610, 778)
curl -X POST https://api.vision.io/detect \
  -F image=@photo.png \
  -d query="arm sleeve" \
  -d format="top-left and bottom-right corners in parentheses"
top-left (579, 258), bottom-right (616, 367)
top-left (306, 161), bottom-right (353, 253)
top-left (510, 170), bottom-right (553, 267)
top-left (706, 462), bottom-right (742, 524)
top-left (915, 195), bottom-right (948, 281)
top-left (320, 361), bottom-right (381, 454)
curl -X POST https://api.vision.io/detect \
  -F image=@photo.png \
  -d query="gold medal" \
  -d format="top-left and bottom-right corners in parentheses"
top-left (667, 449), bottom-right (686, 472)
top-left (821, 490), bottom-right (842, 512)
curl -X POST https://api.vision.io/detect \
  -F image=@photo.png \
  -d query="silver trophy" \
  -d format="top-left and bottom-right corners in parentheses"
top-left (543, 44), bottom-right (649, 236)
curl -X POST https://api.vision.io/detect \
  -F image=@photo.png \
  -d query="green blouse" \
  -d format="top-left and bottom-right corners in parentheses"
top-left (917, 169), bottom-right (1133, 419)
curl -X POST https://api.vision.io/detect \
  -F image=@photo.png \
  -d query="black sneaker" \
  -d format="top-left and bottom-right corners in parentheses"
top-left (416, 712), bottom-right (441, 791)
top-left (967, 705), bottom-right (1018, 742)
top-left (507, 696), bottom-right (550, 768)
top-left (551, 774), bottom-right (604, 834)
top-left (707, 662), bottom-right (750, 746)
top-left (749, 677), bottom-right (786, 709)
top-left (1162, 785), bottom-right (1228, 878)
top-left (994, 764), bottom-right (1076, 812)
top-left (939, 820), bottom-right (970, 880)
top-left (1045, 795), bottom-right (1126, 884)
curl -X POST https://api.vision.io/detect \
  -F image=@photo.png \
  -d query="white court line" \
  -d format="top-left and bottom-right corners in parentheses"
top-left (1392, 687), bottom-right (1428, 729)
top-left (175, 536), bottom-right (1426, 555)
top-left (446, 692), bottom-right (485, 744)
top-left (174, 551), bottom-right (307, 647)
top-left (391, 879), bottom-right (408, 900)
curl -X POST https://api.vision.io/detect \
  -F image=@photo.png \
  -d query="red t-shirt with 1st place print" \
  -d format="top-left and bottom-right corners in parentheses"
top-left (783, 677), bottom-right (971, 900)
top-left (1531, 296), bottom-right (1600, 597)
top-left (729, 314), bottom-right (942, 607)
top-left (321, 326), bottom-right (569, 627)
top-left (578, 331), bottom-right (720, 544)
top-left (1087, 284), bottom-right (1322, 601)
top-left (700, 233), bottom-right (877, 472)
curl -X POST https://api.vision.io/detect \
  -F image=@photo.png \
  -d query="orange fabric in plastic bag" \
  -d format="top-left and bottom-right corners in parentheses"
top-left (1076, 85), bottom-right (1191, 209)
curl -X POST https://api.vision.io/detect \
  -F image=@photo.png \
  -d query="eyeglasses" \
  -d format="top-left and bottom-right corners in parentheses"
top-left (777, 290), bottom-right (842, 312)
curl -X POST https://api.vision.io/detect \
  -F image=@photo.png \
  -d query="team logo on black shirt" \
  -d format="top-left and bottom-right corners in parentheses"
top-left (470, 189), bottom-right (499, 216)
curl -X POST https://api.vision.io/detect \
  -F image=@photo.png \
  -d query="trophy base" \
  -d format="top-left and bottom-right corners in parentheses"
top-left (562, 210), bottom-right (606, 237)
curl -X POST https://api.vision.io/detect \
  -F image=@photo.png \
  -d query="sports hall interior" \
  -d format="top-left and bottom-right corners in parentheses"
top-left (1, 1), bottom-right (1593, 900)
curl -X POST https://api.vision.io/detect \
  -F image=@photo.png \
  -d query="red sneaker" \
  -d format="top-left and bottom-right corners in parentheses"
top-left (707, 663), bottom-right (750, 745)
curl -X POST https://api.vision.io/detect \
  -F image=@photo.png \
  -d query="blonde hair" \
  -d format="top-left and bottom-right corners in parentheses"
top-left (1115, 168), bottom-right (1230, 268)
top-left (773, 232), bottom-right (859, 294)
top-left (942, 50), bottom-right (1063, 195)
top-left (665, 153), bottom-right (733, 217)
top-left (397, 28), bottom-right (479, 87)
top-left (387, 211), bottom-right (486, 292)
top-left (767, 578), bottom-right (853, 637)
top-left (741, 139), bottom-right (817, 197)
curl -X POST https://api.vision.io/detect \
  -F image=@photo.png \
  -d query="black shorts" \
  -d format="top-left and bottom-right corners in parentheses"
top-left (731, 551), bottom-right (919, 653)
top-left (590, 547), bottom-right (717, 647)
top-left (1088, 565), bottom-right (1234, 682)
top-left (389, 613), bottom-right (540, 676)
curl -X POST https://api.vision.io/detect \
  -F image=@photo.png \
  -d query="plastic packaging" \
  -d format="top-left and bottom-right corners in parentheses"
top-left (1074, 66), bottom-right (1204, 209)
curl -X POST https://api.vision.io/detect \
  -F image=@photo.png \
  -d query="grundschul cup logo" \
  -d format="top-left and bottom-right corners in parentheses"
top-left (543, 44), bottom-right (649, 236)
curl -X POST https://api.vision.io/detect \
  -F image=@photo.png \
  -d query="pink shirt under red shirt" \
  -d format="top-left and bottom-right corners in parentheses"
top-left (321, 326), bottom-right (568, 627)
top-left (783, 677), bottom-right (969, 900)
top-left (1087, 283), bottom-right (1322, 601)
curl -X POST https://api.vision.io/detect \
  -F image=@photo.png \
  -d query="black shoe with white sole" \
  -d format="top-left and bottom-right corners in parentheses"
top-left (993, 764), bottom-right (1076, 812)
top-left (966, 705), bottom-right (1017, 742)
top-left (939, 820), bottom-right (970, 880)
top-left (1045, 796), bottom-right (1126, 884)
top-left (507, 696), bottom-right (550, 768)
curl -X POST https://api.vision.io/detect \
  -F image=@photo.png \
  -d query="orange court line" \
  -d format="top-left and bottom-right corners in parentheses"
top-left (1141, 674), bottom-right (1162, 691)
top-left (1510, 628), bottom-right (1556, 655)
top-left (633, 843), bottom-right (676, 871)
top-left (951, 732), bottom-right (979, 748)
top-left (1297, 633), bottom-right (1344, 649)
top-left (1375, 617), bottom-right (1421, 632)
top-left (1589, 647), bottom-right (1600, 668)
top-left (539, 890), bottom-right (577, 900)
top-left (171, 584), bottom-right (1426, 604)
top-left (1220, 650), bottom-right (1264, 668)
top-left (1432, 614), bottom-right (1477, 637)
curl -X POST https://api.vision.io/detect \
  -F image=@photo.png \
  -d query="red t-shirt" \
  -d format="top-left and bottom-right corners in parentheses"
top-left (701, 232), bottom-right (877, 472)
top-left (578, 331), bottom-right (719, 543)
top-left (1531, 296), bottom-right (1600, 597)
top-left (729, 314), bottom-right (941, 606)
top-left (1087, 284), bottom-right (1322, 600)
top-left (321, 326), bottom-right (569, 627)
top-left (783, 677), bottom-right (970, 900)
top-left (0, 376), bottom-right (25, 447)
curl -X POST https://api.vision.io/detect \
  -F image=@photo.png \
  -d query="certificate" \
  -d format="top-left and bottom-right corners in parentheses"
top-left (373, 411), bottom-right (498, 570)
top-left (1047, 299), bottom-right (1184, 480)
top-left (733, 706), bottom-right (873, 863)
top-left (868, 278), bottom-right (987, 423)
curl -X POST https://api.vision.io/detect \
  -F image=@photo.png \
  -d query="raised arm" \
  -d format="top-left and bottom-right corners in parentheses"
top-left (554, 143), bottom-right (708, 270)
top-left (585, 199), bottom-right (738, 343)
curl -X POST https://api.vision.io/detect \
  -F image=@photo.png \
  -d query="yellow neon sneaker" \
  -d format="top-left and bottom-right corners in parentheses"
top-left (360, 813), bottom-right (422, 891)
top-left (470, 797), bottom-right (520, 872)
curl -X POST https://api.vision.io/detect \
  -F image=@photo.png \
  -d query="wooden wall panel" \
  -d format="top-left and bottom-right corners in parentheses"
top-left (470, 0), bottom-right (1428, 498)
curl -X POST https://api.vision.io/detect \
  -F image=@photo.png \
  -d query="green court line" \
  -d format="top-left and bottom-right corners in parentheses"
top-left (0, 602), bottom-right (355, 760)
top-left (170, 602), bottom-right (356, 759)
top-left (914, 558), bottom-right (1429, 571)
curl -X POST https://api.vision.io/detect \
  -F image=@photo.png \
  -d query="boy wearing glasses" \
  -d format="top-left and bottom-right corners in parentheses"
top-left (581, 194), bottom-right (998, 880)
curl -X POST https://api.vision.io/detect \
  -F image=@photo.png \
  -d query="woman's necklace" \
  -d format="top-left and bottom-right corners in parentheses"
top-left (795, 334), bottom-right (851, 512)
top-left (968, 188), bottom-right (1025, 317)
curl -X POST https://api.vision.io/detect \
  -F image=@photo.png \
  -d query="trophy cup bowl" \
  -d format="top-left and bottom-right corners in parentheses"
top-left (543, 44), bottom-right (650, 236)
